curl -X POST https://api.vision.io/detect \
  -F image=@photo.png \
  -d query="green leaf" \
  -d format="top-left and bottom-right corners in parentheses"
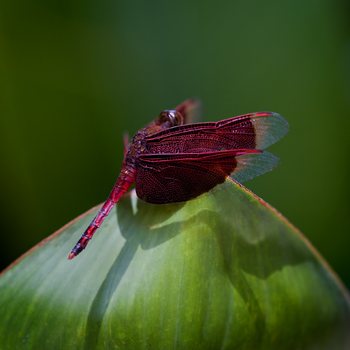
top-left (1, 180), bottom-right (349, 349)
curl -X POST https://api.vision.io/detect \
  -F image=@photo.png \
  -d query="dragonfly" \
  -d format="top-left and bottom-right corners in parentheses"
top-left (68, 99), bottom-right (289, 259)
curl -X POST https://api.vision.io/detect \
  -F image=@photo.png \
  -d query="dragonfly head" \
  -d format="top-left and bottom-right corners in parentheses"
top-left (158, 110), bottom-right (184, 128)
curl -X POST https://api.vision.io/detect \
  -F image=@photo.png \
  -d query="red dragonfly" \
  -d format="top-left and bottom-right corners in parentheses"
top-left (68, 99), bottom-right (288, 259)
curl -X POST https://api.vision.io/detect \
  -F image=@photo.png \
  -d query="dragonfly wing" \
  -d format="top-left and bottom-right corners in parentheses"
top-left (136, 149), bottom-right (263, 204)
top-left (230, 151), bottom-right (280, 183)
top-left (216, 112), bottom-right (289, 150)
top-left (174, 98), bottom-right (202, 124)
top-left (145, 112), bottom-right (288, 153)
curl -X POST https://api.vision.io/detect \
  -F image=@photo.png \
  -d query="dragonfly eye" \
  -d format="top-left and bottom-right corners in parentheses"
top-left (158, 110), bottom-right (184, 127)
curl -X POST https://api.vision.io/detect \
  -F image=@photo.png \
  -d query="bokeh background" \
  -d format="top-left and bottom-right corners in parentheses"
top-left (1, 1), bottom-right (349, 288)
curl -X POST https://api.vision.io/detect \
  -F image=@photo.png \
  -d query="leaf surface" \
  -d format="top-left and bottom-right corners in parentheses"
top-left (1, 180), bottom-right (349, 349)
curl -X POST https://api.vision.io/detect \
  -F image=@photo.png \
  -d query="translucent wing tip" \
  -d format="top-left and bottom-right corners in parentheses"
top-left (231, 150), bottom-right (280, 183)
top-left (253, 112), bottom-right (289, 149)
top-left (270, 112), bottom-right (289, 138)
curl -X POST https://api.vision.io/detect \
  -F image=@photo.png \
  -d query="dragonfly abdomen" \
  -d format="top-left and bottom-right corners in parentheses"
top-left (68, 164), bottom-right (136, 259)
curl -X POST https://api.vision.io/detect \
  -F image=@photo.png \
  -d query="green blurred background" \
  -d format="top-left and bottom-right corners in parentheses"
top-left (1, 1), bottom-right (349, 288)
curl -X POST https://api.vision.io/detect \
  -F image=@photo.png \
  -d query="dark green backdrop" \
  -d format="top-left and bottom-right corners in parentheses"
top-left (1, 0), bottom-right (349, 289)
